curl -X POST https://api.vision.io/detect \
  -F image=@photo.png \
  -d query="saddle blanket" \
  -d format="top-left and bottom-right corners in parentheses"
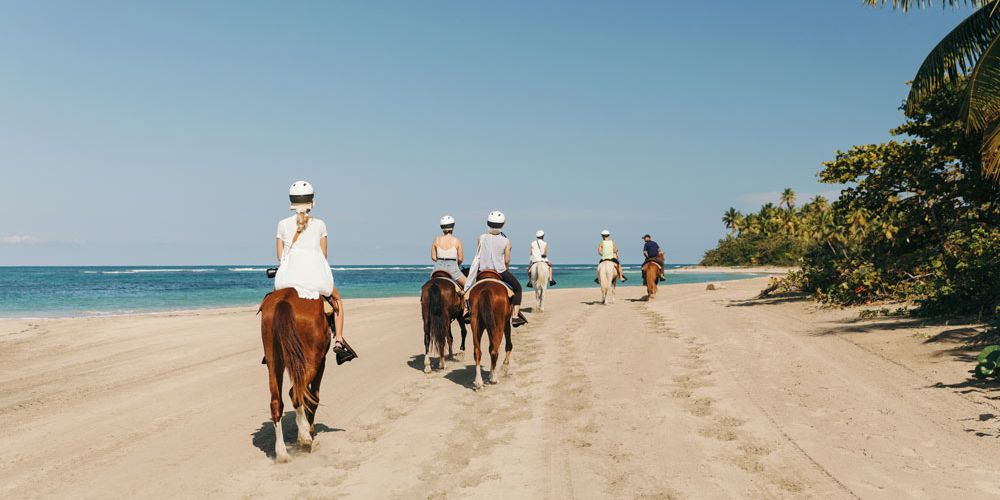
top-left (465, 277), bottom-right (515, 299)
top-left (432, 276), bottom-right (464, 295)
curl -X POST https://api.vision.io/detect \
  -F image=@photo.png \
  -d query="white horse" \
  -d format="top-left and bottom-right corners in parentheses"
top-left (529, 262), bottom-right (550, 312)
top-left (597, 260), bottom-right (618, 304)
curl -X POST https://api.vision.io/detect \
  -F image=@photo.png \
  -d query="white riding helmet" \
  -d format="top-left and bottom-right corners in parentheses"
top-left (487, 210), bottom-right (506, 228)
top-left (536, 230), bottom-right (545, 238)
top-left (289, 181), bottom-right (315, 211)
top-left (601, 229), bottom-right (611, 236)
top-left (439, 215), bottom-right (455, 228)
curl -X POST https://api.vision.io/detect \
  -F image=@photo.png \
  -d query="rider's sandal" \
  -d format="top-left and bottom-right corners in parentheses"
top-left (594, 278), bottom-right (600, 284)
top-left (333, 340), bottom-right (358, 365)
top-left (549, 280), bottom-right (556, 286)
top-left (511, 313), bottom-right (528, 328)
top-left (526, 281), bottom-right (533, 288)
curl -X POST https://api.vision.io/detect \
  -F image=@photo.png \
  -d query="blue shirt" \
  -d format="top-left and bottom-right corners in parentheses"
top-left (643, 240), bottom-right (661, 259)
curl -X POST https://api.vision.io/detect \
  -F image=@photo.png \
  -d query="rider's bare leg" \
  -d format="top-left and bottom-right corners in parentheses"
top-left (617, 262), bottom-right (626, 281)
top-left (328, 287), bottom-right (345, 344)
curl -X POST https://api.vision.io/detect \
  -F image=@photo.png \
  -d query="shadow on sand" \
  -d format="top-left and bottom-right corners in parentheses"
top-left (251, 411), bottom-right (343, 458)
top-left (726, 293), bottom-right (810, 307)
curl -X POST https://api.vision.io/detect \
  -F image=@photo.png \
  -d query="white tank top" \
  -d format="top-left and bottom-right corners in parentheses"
top-left (530, 239), bottom-right (547, 263)
top-left (436, 245), bottom-right (458, 259)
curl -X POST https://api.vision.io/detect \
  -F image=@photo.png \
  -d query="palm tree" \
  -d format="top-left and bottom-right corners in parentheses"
top-left (722, 207), bottom-right (744, 235)
top-left (809, 195), bottom-right (830, 212)
top-left (865, 0), bottom-right (1000, 179)
top-left (780, 188), bottom-right (797, 210)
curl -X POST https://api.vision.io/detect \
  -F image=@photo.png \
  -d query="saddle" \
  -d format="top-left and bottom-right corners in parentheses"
top-left (467, 269), bottom-right (514, 299)
top-left (642, 258), bottom-right (664, 271)
top-left (430, 270), bottom-right (463, 294)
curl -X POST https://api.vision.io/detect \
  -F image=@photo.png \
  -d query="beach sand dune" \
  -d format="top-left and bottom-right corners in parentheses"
top-left (2, 278), bottom-right (1000, 498)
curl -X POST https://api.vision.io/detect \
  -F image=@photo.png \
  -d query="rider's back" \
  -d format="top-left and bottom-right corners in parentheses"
top-left (478, 233), bottom-right (508, 273)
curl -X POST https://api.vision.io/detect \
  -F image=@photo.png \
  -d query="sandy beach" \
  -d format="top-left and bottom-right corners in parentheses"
top-left (3, 277), bottom-right (1000, 498)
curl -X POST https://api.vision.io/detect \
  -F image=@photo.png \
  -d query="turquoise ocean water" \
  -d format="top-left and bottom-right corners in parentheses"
top-left (0, 265), bottom-right (762, 318)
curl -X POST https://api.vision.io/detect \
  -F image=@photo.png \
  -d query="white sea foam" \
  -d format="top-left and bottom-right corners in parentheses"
top-left (228, 267), bottom-right (267, 272)
top-left (97, 268), bottom-right (216, 274)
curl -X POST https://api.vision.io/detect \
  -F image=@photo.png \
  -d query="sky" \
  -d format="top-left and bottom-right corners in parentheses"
top-left (0, 1), bottom-right (970, 265)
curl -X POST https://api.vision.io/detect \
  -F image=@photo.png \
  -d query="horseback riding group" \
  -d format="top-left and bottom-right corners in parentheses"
top-left (258, 181), bottom-right (667, 462)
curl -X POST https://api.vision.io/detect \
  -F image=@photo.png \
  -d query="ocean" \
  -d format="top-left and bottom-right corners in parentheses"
top-left (0, 265), bottom-right (762, 318)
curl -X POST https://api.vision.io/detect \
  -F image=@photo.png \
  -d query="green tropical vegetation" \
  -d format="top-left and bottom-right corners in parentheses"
top-left (702, 78), bottom-right (1000, 318)
top-left (866, 0), bottom-right (1000, 180)
top-left (975, 345), bottom-right (1000, 378)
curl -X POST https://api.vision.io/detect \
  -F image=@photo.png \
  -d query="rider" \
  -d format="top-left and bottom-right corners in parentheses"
top-left (274, 181), bottom-right (356, 364)
top-left (431, 215), bottom-right (466, 287)
top-left (466, 211), bottom-right (528, 327)
top-left (642, 234), bottom-right (666, 282)
top-left (526, 230), bottom-right (556, 288)
top-left (595, 229), bottom-right (627, 283)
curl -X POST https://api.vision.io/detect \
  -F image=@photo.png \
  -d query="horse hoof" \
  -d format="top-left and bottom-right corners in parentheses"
top-left (275, 452), bottom-right (291, 464)
top-left (298, 438), bottom-right (314, 452)
top-left (457, 351), bottom-right (465, 360)
top-left (423, 365), bottom-right (432, 374)
top-left (473, 381), bottom-right (484, 391)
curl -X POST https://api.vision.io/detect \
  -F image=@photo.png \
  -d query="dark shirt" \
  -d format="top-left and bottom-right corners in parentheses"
top-left (643, 240), bottom-right (661, 259)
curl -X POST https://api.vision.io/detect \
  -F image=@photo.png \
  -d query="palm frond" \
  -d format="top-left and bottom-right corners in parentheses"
top-left (979, 118), bottom-right (1000, 179)
top-left (863, 0), bottom-right (990, 11)
top-left (964, 30), bottom-right (1000, 130)
top-left (907, 1), bottom-right (1000, 110)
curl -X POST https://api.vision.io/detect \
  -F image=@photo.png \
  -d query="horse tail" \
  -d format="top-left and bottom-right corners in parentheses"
top-left (272, 300), bottom-right (317, 410)
top-left (427, 284), bottom-right (448, 354)
top-left (476, 289), bottom-right (496, 334)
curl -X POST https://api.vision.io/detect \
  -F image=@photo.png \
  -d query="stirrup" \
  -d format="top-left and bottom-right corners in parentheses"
top-left (333, 339), bottom-right (358, 365)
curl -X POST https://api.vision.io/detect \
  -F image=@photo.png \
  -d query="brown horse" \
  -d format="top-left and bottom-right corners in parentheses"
top-left (420, 271), bottom-right (468, 373)
top-left (642, 261), bottom-right (659, 300)
top-left (466, 269), bottom-right (513, 390)
top-left (260, 288), bottom-right (331, 463)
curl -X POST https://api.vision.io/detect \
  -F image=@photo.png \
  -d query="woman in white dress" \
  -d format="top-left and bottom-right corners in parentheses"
top-left (274, 181), bottom-right (352, 361)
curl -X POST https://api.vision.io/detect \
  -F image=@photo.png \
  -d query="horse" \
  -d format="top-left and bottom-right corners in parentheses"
top-left (420, 271), bottom-right (468, 373)
top-left (528, 262), bottom-right (550, 312)
top-left (642, 261), bottom-right (659, 300)
top-left (597, 260), bottom-right (618, 305)
top-left (259, 288), bottom-right (331, 463)
top-left (466, 269), bottom-right (513, 390)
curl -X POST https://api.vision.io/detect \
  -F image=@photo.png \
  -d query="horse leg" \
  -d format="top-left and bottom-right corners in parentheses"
top-left (439, 318), bottom-right (450, 371)
top-left (472, 316), bottom-right (485, 391)
top-left (268, 360), bottom-right (289, 463)
top-left (295, 402), bottom-right (313, 450)
top-left (423, 315), bottom-right (432, 374)
top-left (307, 357), bottom-right (326, 438)
top-left (502, 318), bottom-right (513, 374)
top-left (458, 314), bottom-right (468, 360)
top-left (488, 326), bottom-right (501, 385)
top-left (446, 310), bottom-right (455, 361)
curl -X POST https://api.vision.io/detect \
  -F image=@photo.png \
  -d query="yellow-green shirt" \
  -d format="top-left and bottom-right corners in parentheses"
top-left (600, 240), bottom-right (615, 260)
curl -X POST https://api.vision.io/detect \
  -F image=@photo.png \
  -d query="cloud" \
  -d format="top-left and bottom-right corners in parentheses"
top-left (0, 235), bottom-right (41, 245)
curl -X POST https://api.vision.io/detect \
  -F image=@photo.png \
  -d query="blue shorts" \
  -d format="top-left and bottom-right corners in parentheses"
top-left (433, 259), bottom-right (463, 280)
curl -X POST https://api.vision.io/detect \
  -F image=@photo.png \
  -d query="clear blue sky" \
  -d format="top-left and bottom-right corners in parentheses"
top-left (0, 1), bottom-right (967, 265)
